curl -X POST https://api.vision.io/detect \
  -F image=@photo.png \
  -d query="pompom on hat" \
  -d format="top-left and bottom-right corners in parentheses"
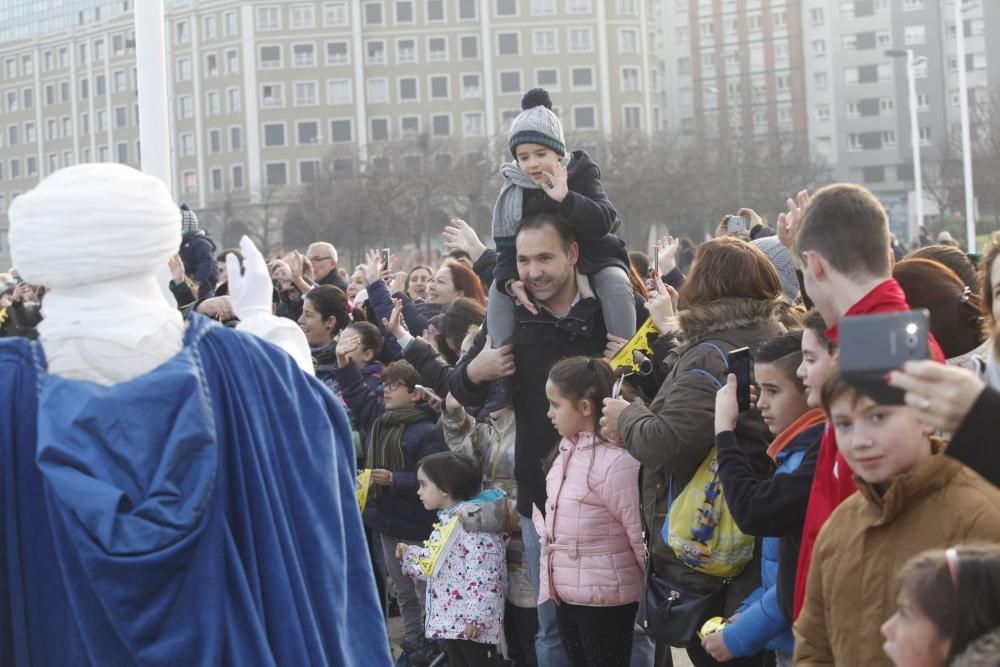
top-left (507, 88), bottom-right (566, 158)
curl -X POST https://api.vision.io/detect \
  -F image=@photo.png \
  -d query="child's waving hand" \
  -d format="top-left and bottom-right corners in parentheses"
top-left (540, 161), bottom-right (569, 203)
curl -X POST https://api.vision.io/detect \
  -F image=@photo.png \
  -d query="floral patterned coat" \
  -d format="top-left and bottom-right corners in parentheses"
top-left (401, 500), bottom-right (508, 645)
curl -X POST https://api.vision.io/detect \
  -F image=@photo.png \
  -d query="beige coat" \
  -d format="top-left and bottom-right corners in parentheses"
top-left (793, 451), bottom-right (1000, 666)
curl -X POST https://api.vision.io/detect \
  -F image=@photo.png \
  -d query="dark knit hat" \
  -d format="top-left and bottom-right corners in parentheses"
top-left (507, 89), bottom-right (566, 157)
top-left (180, 203), bottom-right (199, 236)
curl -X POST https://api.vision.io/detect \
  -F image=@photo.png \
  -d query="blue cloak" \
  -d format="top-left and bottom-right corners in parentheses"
top-left (0, 314), bottom-right (391, 666)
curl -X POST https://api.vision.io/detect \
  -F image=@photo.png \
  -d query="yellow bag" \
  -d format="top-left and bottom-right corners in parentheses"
top-left (356, 469), bottom-right (372, 513)
top-left (664, 449), bottom-right (754, 578)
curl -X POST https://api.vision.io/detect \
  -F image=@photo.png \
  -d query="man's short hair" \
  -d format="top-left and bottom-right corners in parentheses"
top-left (795, 184), bottom-right (891, 280)
top-left (309, 241), bottom-right (338, 265)
top-left (517, 214), bottom-right (576, 252)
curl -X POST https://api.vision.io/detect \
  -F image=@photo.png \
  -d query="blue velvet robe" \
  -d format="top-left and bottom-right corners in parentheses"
top-left (0, 314), bottom-right (391, 666)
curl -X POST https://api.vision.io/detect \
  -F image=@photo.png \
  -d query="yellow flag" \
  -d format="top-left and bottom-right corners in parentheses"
top-left (609, 317), bottom-right (661, 376)
top-left (356, 469), bottom-right (372, 513)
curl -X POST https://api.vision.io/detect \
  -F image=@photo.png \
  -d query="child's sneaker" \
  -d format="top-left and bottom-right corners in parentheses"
top-left (414, 515), bottom-right (463, 578)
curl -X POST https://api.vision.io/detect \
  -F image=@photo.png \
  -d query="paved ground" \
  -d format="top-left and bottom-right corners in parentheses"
top-left (387, 616), bottom-right (694, 666)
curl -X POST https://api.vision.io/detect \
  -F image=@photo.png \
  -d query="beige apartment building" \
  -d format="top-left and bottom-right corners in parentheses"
top-left (0, 0), bottom-right (662, 269)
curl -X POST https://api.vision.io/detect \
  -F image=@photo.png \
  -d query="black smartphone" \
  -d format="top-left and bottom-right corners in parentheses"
top-left (727, 347), bottom-right (752, 412)
top-left (839, 309), bottom-right (930, 405)
top-left (380, 248), bottom-right (390, 271)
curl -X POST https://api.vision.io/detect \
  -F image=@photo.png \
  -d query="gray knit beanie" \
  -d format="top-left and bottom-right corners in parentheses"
top-left (507, 89), bottom-right (566, 157)
top-left (752, 236), bottom-right (799, 303)
top-left (180, 203), bottom-right (199, 237)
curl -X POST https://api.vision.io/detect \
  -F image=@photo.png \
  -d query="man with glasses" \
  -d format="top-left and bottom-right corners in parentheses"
top-left (308, 241), bottom-right (349, 291)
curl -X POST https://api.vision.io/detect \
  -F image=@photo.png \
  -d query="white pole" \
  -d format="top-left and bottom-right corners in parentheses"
top-left (907, 49), bottom-right (924, 231)
top-left (955, 0), bottom-right (977, 252)
top-left (134, 0), bottom-right (172, 193)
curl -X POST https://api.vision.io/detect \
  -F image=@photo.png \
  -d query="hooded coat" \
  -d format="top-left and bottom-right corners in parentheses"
top-left (617, 297), bottom-right (784, 624)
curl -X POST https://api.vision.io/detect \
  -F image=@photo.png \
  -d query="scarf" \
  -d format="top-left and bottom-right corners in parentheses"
top-left (368, 407), bottom-right (429, 497)
top-left (766, 408), bottom-right (826, 461)
top-left (491, 155), bottom-right (573, 252)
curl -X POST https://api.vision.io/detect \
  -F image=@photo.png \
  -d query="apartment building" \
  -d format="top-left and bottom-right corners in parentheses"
top-left (661, 0), bottom-right (999, 243)
top-left (0, 0), bottom-right (662, 269)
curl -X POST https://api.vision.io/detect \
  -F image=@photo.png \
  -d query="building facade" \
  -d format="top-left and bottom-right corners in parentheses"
top-left (0, 0), bottom-right (662, 269)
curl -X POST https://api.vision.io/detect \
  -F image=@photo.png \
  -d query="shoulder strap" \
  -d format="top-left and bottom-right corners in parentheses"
top-left (683, 340), bottom-right (730, 389)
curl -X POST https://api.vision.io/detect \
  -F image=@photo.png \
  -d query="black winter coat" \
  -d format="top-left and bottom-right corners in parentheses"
top-left (493, 150), bottom-right (630, 286)
top-left (335, 361), bottom-right (444, 540)
top-left (179, 231), bottom-right (218, 299)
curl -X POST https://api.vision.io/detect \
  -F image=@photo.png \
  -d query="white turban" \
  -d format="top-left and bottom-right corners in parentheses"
top-left (9, 163), bottom-right (180, 288)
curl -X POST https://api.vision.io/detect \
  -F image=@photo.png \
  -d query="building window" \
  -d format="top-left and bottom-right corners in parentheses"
top-left (259, 46), bottom-right (282, 69)
top-left (619, 29), bottom-right (639, 54)
top-left (460, 35), bottom-right (479, 59)
top-left (227, 88), bottom-right (241, 113)
top-left (61, 117), bottom-right (72, 136)
top-left (176, 57), bottom-right (192, 82)
top-left (463, 111), bottom-right (484, 136)
top-left (300, 160), bottom-right (321, 184)
top-left (257, 7), bottom-right (281, 31)
top-left (916, 92), bottom-right (929, 111)
top-left (813, 40), bottom-right (826, 56)
top-left (327, 79), bottom-right (352, 104)
top-left (295, 81), bottom-right (318, 106)
top-left (265, 162), bottom-right (288, 186)
top-left (178, 95), bottom-right (193, 118)
top-left (496, 0), bottom-right (518, 16)
top-left (367, 41), bottom-right (385, 65)
top-left (114, 106), bottom-right (127, 128)
top-left (261, 84), bottom-right (284, 107)
top-left (428, 37), bottom-right (448, 61)
top-left (430, 75), bottom-right (449, 99)
top-left (623, 106), bottom-right (641, 129)
top-left (202, 15), bottom-right (218, 40)
top-left (567, 0), bottom-right (591, 13)
top-left (264, 123), bottom-right (286, 147)
top-left (458, 0), bottom-right (477, 19)
top-left (919, 126), bottom-right (931, 146)
top-left (427, 0), bottom-right (445, 20)
top-left (572, 67), bottom-right (594, 91)
top-left (532, 0), bottom-right (555, 13)
top-left (297, 120), bottom-right (320, 144)
top-left (113, 69), bottom-right (127, 92)
top-left (327, 41), bottom-right (350, 65)
top-left (399, 77), bottom-right (419, 100)
top-left (210, 167), bottom-right (223, 192)
top-left (462, 73), bottom-right (482, 98)
top-left (398, 38), bottom-right (417, 63)
top-left (536, 68), bottom-right (558, 90)
top-left (174, 21), bottom-right (189, 44)
top-left (816, 105), bottom-right (830, 121)
top-left (324, 2), bottom-right (349, 26)
top-left (810, 7), bottom-right (824, 24)
top-left (207, 91), bottom-right (221, 115)
top-left (231, 165), bottom-right (244, 189)
top-left (365, 2), bottom-right (383, 25)
top-left (230, 126), bottom-right (242, 150)
top-left (209, 129), bottom-right (222, 153)
top-left (225, 11), bottom-right (238, 35)
top-left (880, 97), bottom-right (895, 115)
top-left (881, 130), bottom-right (896, 148)
top-left (330, 119), bottom-right (352, 142)
top-left (621, 67), bottom-right (640, 92)
top-left (293, 44), bottom-right (316, 67)
top-left (370, 117), bottom-right (389, 141)
top-left (180, 133), bottom-right (195, 157)
top-left (499, 71), bottom-right (522, 94)
top-left (432, 114), bottom-right (451, 136)
top-left (574, 106), bottom-right (596, 130)
top-left (569, 29), bottom-right (592, 52)
top-left (367, 78), bottom-right (388, 104)
top-left (396, 0), bottom-right (414, 23)
top-left (401, 115), bottom-right (420, 135)
top-left (225, 49), bottom-right (239, 74)
top-left (533, 30), bottom-right (556, 54)
top-left (291, 4), bottom-right (315, 28)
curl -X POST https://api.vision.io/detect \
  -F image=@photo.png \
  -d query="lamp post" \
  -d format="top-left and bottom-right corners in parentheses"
top-left (956, 0), bottom-right (978, 252)
top-left (886, 49), bottom-right (927, 233)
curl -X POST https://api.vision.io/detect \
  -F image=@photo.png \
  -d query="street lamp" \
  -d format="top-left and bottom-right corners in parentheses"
top-left (886, 49), bottom-right (928, 233)
top-left (956, 0), bottom-right (978, 251)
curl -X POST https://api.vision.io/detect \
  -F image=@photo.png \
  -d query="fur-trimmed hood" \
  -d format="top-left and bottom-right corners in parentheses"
top-left (950, 627), bottom-right (1000, 667)
top-left (677, 297), bottom-right (786, 350)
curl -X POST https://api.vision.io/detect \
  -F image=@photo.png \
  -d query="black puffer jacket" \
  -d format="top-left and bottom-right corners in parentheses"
top-left (179, 231), bottom-right (218, 299)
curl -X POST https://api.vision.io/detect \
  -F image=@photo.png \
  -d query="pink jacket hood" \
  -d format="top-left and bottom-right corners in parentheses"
top-left (533, 431), bottom-right (645, 607)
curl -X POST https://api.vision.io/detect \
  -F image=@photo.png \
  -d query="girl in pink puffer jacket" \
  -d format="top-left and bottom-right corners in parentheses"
top-left (533, 357), bottom-right (645, 667)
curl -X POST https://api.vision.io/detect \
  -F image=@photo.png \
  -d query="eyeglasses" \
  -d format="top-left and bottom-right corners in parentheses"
top-left (384, 381), bottom-right (412, 393)
top-left (308, 256), bottom-right (333, 263)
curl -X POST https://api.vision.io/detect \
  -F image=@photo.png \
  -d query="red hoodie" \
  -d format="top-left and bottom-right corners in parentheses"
top-left (792, 279), bottom-right (945, 618)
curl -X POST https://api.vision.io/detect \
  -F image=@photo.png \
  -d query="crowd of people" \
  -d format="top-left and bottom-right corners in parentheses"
top-left (2, 88), bottom-right (1000, 667)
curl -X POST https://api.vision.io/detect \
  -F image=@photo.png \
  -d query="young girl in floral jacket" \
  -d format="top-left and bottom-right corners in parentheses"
top-left (398, 452), bottom-right (507, 667)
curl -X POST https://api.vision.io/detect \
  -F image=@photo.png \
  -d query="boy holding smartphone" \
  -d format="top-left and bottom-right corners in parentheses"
top-left (706, 332), bottom-right (826, 666)
top-left (782, 184), bottom-right (945, 620)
